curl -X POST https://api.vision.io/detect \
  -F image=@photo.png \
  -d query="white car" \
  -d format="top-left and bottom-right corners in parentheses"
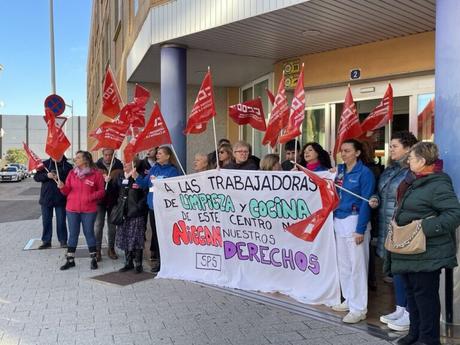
top-left (0, 166), bottom-right (22, 182)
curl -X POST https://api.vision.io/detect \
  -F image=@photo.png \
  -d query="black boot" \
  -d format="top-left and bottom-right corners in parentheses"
top-left (60, 253), bottom-right (75, 270)
top-left (90, 252), bottom-right (98, 270)
top-left (134, 249), bottom-right (143, 273)
top-left (119, 251), bottom-right (134, 272)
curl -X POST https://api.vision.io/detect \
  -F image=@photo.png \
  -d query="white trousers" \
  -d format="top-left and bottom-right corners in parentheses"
top-left (334, 216), bottom-right (370, 314)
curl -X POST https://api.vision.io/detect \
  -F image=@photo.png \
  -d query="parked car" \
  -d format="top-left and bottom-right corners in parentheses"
top-left (7, 163), bottom-right (26, 179)
top-left (0, 166), bottom-right (22, 182)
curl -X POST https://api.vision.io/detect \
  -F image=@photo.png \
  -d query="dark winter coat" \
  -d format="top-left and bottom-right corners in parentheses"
top-left (385, 172), bottom-right (460, 274)
top-left (222, 160), bottom-right (259, 170)
top-left (375, 159), bottom-right (411, 257)
top-left (116, 174), bottom-right (148, 219)
top-left (34, 158), bottom-right (73, 207)
top-left (96, 157), bottom-right (123, 208)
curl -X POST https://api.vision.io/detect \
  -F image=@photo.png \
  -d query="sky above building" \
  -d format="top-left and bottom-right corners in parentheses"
top-left (0, 0), bottom-right (91, 116)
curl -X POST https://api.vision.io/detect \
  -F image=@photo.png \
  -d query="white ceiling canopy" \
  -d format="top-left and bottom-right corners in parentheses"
top-left (128, 0), bottom-right (435, 86)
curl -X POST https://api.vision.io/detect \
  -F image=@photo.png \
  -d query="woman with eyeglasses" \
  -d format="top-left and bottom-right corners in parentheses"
top-left (218, 143), bottom-right (233, 168)
top-left (384, 142), bottom-right (460, 345)
top-left (222, 140), bottom-right (258, 170)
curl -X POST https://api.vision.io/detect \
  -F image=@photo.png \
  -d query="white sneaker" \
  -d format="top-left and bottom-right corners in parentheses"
top-left (380, 306), bottom-right (405, 324)
top-left (387, 310), bottom-right (410, 331)
top-left (342, 311), bottom-right (366, 324)
top-left (332, 301), bottom-right (349, 312)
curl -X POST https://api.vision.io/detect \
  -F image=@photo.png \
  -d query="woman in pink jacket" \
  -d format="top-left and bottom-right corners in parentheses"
top-left (58, 151), bottom-right (105, 270)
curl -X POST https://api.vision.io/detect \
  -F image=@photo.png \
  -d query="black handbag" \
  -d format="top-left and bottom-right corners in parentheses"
top-left (110, 196), bottom-right (127, 225)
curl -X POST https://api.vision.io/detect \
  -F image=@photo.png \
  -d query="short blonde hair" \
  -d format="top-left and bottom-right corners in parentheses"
top-left (410, 142), bottom-right (439, 165)
top-left (260, 154), bottom-right (280, 171)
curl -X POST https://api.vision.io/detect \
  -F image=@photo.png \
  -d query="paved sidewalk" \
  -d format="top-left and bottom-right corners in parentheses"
top-left (0, 218), bottom-right (392, 345)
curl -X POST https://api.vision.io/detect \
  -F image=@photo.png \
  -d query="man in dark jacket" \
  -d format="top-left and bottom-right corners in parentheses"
top-left (136, 148), bottom-right (157, 177)
top-left (34, 155), bottom-right (73, 249)
top-left (94, 148), bottom-right (123, 260)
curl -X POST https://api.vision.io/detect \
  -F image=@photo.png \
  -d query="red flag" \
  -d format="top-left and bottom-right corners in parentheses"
top-left (102, 66), bottom-right (123, 118)
top-left (124, 103), bottom-right (172, 163)
top-left (90, 119), bottom-right (129, 151)
top-left (118, 84), bottom-right (150, 129)
top-left (417, 99), bottom-right (435, 140)
top-left (23, 142), bottom-right (44, 171)
top-left (262, 75), bottom-right (290, 147)
top-left (286, 166), bottom-right (339, 242)
top-left (228, 98), bottom-right (266, 131)
top-left (279, 64), bottom-right (306, 144)
top-left (44, 109), bottom-right (71, 161)
top-left (333, 87), bottom-right (363, 157)
top-left (184, 70), bottom-right (216, 134)
top-left (266, 88), bottom-right (275, 106)
top-left (360, 84), bottom-right (393, 133)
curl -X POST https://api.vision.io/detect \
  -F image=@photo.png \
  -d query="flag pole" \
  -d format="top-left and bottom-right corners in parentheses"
top-left (54, 159), bottom-right (61, 182)
top-left (105, 152), bottom-right (116, 190)
top-left (292, 161), bottom-right (370, 202)
top-left (212, 117), bottom-right (219, 169)
top-left (170, 145), bottom-right (186, 175)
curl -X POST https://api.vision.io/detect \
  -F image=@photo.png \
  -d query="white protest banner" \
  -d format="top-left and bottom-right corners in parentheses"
top-left (153, 169), bottom-right (340, 306)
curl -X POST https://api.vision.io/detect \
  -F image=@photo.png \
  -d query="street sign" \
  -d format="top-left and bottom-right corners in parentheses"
top-left (44, 94), bottom-right (66, 117)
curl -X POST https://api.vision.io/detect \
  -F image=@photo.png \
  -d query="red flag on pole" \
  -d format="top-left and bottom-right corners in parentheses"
top-left (266, 88), bottom-right (275, 106)
top-left (44, 109), bottom-right (71, 161)
top-left (333, 87), bottom-right (363, 158)
top-left (262, 74), bottom-right (290, 147)
top-left (124, 103), bottom-right (172, 163)
top-left (90, 119), bottom-right (129, 151)
top-left (102, 66), bottom-right (123, 118)
top-left (23, 142), bottom-right (44, 171)
top-left (119, 84), bottom-right (150, 129)
top-left (360, 84), bottom-right (393, 133)
top-left (286, 166), bottom-right (339, 242)
top-left (228, 98), bottom-right (266, 131)
top-left (184, 70), bottom-right (216, 134)
top-left (279, 64), bottom-right (306, 144)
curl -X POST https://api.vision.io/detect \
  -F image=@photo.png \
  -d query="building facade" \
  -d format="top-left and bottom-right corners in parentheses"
top-left (87, 0), bottom-right (460, 337)
top-left (0, 114), bottom-right (87, 162)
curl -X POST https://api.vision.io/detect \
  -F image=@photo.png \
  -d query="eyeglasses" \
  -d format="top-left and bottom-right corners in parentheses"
top-left (234, 150), bottom-right (249, 154)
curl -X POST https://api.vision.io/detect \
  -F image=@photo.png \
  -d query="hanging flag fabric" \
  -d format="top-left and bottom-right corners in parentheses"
top-left (102, 66), bottom-right (123, 118)
top-left (184, 70), bottom-right (216, 134)
top-left (360, 84), bottom-right (393, 133)
top-left (279, 65), bottom-right (306, 144)
top-left (262, 75), bottom-right (290, 147)
top-left (118, 84), bottom-right (150, 129)
top-left (286, 166), bottom-right (340, 242)
top-left (23, 142), bottom-right (44, 171)
top-left (90, 119), bottom-right (130, 151)
top-left (333, 87), bottom-right (363, 158)
top-left (228, 98), bottom-right (266, 131)
top-left (266, 88), bottom-right (275, 106)
top-left (44, 109), bottom-right (71, 161)
top-left (124, 103), bottom-right (172, 163)
top-left (417, 98), bottom-right (435, 140)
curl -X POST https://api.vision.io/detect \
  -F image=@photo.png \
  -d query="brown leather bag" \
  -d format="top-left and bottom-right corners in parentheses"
top-left (384, 219), bottom-right (426, 254)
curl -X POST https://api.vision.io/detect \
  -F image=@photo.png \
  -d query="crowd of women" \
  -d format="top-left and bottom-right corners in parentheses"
top-left (36, 131), bottom-right (460, 345)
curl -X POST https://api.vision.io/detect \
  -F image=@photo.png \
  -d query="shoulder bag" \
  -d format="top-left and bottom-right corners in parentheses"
top-left (384, 219), bottom-right (426, 254)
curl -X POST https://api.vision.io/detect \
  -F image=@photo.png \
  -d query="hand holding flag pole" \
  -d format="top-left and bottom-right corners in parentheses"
top-left (290, 161), bottom-right (370, 202)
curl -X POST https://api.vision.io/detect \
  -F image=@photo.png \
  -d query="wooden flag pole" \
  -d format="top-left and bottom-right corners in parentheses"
top-left (53, 159), bottom-right (61, 182)
top-left (212, 117), bottom-right (219, 169)
top-left (171, 145), bottom-right (186, 175)
top-left (105, 152), bottom-right (116, 190)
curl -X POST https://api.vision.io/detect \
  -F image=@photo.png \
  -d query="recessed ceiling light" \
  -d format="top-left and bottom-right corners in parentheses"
top-left (302, 29), bottom-right (321, 37)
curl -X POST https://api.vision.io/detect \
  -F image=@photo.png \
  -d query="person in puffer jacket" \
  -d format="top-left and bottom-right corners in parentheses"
top-left (58, 151), bottom-right (105, 271)
top-left (133, 146), bottom-right (180, 273)
top-left (369, 131), bottom-right (418, 332)
top-left (115, 162), bottom-right (148, 273)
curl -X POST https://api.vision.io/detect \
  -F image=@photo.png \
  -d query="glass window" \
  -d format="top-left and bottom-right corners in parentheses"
top-left (302, 107), bottom-right (326, 148)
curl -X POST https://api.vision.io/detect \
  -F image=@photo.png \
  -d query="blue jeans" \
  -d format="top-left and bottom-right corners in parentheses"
top-left (66, 211), bottom-right (97, 252)
top-left (41, 205), bottom-right (67, 244)
top-left (394, 274), bottom-right (407, 307)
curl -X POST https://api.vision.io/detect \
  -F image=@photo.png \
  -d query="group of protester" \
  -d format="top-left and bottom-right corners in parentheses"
top-left (34, 133), bottom-right (460, 345)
